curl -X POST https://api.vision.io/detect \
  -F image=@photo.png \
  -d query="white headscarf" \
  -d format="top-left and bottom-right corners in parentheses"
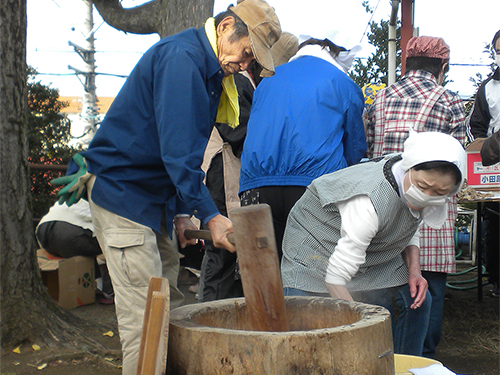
top-left (400, 129), bottom-right (467, 229)
top-left (290, 34), bottom-right (361, 73)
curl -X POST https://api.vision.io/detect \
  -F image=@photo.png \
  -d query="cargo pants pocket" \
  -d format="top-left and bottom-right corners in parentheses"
top-left (104, 229), bottom-right (159, 288)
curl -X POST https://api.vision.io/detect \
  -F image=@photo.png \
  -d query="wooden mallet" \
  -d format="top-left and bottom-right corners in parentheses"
top-left (185, 204), bottom-right (289, 332)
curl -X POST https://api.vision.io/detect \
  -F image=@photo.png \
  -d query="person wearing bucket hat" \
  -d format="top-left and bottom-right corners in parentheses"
top-left (51, 1), bottom-right (282, 374)
top-left (239, 36), bottom-right (367, 260)
top-left (230, 0), bottom-right (281, 77)
top-left (281, 131), bottom-right (466, 357)
top-left (364, 35), bottom-right (468, 358)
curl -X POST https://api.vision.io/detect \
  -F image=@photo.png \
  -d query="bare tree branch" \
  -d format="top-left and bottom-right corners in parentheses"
top-left (92, 0), bottom-right (161, 35)
top-left (92, 0), bottom-right (215, 39)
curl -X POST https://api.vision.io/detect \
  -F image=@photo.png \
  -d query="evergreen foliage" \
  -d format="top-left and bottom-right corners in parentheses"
top-left (27, 67), bottom-right (81, 219)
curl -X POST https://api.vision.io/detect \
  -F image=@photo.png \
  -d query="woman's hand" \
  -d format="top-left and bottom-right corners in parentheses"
top-left (326, 283), bottom-right (354, 301)
top-left (408, 271), bottom-right (428, 309)
top-left (402, 245), bottom-right (428, 309)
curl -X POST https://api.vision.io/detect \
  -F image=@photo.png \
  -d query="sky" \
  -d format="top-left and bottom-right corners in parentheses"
top-left (27, 0), bottom-right (499, 99)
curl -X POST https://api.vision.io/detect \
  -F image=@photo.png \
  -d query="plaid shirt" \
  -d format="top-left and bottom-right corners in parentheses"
top-left (365, 70), bottom-right (468, 273)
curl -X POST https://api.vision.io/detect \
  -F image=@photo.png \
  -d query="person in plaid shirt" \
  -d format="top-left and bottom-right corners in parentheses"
top-left (364, 36), bottom-right (468, 358)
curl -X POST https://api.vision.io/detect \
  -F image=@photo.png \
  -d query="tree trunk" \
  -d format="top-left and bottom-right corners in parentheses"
top-left (0, 0), bottom-right (105, 352)
top-left (92, 0), bottom-right (214, 39)
top-left (1, 0), bottom-right (213, 354)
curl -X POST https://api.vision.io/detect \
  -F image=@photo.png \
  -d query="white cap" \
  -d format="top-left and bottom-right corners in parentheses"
top-left (401, 129), bottom-right (466, 196)
top-left (400, 130), bottom-right (466, 229)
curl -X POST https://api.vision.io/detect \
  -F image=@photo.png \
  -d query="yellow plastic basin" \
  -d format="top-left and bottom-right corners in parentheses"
top-left (395, 354), bottom-right (443, 374)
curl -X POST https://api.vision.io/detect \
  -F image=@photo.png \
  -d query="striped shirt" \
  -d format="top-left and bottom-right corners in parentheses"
top-left (365, 69), bottom-right (467, 273)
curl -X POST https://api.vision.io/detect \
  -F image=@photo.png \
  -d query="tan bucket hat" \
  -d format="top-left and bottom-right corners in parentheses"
top-left (271, 32), bottom-right (299, 67)
top-left (230, 0), bottom-right (282, 77)
top-left (252, 32), bottom-right (298, 77)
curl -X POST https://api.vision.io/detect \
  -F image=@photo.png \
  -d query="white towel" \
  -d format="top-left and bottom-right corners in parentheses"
top-left (409, 363), bottom-right (457, 375)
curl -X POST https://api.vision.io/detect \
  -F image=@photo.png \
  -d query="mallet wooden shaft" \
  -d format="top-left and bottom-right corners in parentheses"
top-left (184, 229), bottom-right (235, 244)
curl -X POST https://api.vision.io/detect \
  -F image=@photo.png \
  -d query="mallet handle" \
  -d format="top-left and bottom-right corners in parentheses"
top-left (184, 229), bottom-right (235, 244)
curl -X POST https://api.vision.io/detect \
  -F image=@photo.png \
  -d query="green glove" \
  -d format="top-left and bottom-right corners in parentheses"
top-left (50, 153), bottom-right (92, 206)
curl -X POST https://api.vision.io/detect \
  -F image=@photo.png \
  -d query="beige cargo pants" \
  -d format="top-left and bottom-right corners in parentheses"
top-left (87, 175), bottom-right (184, 375)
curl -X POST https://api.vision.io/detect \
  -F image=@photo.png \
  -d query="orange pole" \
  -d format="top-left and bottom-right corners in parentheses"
top-left (400, 0), bottom-right (414, 75)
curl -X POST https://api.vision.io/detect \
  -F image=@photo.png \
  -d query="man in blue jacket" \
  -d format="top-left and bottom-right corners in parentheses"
top-left (55, 1), bottom-right (281, 373)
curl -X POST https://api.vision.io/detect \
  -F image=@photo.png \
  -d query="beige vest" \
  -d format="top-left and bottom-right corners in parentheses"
top-left (201, 128), bottom-right (242, 214)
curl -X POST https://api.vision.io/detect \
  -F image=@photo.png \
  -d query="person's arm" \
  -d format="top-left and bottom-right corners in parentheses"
top-left (480, 130), bottom-right (500, 166)
top-left (402, 244), bottom-right (428, 309)
top-left (326, 284), bottom-right (354, 301)
top-left (325, 195), bottom-right (378, 300)
top-left (342, 87), bottom-right (368, 165)
top-left (469, 81), bottom-right (491, 139)
top-left (154, 45), bottom-right (221, 227)
top-left (446, 94), bottom-right (467, 145)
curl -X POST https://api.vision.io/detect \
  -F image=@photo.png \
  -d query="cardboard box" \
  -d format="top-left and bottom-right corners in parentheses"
top-left (465, 138), bottom-right (500, 191)
top-left (37, 249), bottom-right (95, 309)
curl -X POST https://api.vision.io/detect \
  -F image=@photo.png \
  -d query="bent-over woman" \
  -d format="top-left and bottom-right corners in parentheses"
top-left (281, 130), bottom-right (466, 356)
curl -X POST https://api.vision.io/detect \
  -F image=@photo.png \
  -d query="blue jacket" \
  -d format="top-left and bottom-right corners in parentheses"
top-left (239, 56), bottom-right (367, 193)
top-left (75, 27), bottom-right (223, 233)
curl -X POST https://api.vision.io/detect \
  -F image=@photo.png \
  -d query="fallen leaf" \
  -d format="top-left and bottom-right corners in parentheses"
top-left (27, 362), bottom-right (48, 370)
top-left (32, 344), bottom-right (41, 351)
top-left (104, 357), bottom-right (114, 362)
top-left (13, 346), bottom-right (21, 354)
top-left (103, 331), bottom-right (114, 337)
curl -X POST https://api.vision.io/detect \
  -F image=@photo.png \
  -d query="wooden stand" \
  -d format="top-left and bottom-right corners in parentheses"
top-left (137, 277), bottom-right (170, 375)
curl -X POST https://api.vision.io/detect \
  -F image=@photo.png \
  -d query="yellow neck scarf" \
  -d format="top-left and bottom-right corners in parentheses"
top-left (205, 17), bottom-right (240, 128)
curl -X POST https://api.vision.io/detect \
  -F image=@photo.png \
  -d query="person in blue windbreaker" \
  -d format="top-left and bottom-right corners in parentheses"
top-left (239, 36), bottom-right (367, 260)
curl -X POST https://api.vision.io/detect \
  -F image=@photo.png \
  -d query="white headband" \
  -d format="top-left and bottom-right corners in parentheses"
top-left (296, 34), bottom-right (362, 73)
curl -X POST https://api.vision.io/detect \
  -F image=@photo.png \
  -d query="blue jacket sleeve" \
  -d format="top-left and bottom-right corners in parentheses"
top-left (342, 87), bottom-right (368, 166)
top-left (153, 45), bottom-right (219, 224)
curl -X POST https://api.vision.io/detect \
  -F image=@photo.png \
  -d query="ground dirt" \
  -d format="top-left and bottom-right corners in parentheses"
top-left (1, 263), bottom-right (498, 375)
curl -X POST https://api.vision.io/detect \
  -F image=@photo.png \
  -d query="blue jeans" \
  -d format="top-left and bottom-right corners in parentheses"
top-left (421, 271), bottom-right (447, 358)
top-left (392, 284), bottom-right (432, 356)
top-left (284, 285), bottom-right (431, 356)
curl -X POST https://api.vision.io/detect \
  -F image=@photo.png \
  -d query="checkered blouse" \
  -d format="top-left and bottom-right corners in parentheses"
top-left (365, 70), bottom-right (468, 273)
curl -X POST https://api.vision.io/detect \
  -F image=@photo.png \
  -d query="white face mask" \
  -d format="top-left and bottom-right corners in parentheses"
top-left (495, 53), bottom-right (500, 67)
top-left (403, 169), bottom-right (448, 209)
